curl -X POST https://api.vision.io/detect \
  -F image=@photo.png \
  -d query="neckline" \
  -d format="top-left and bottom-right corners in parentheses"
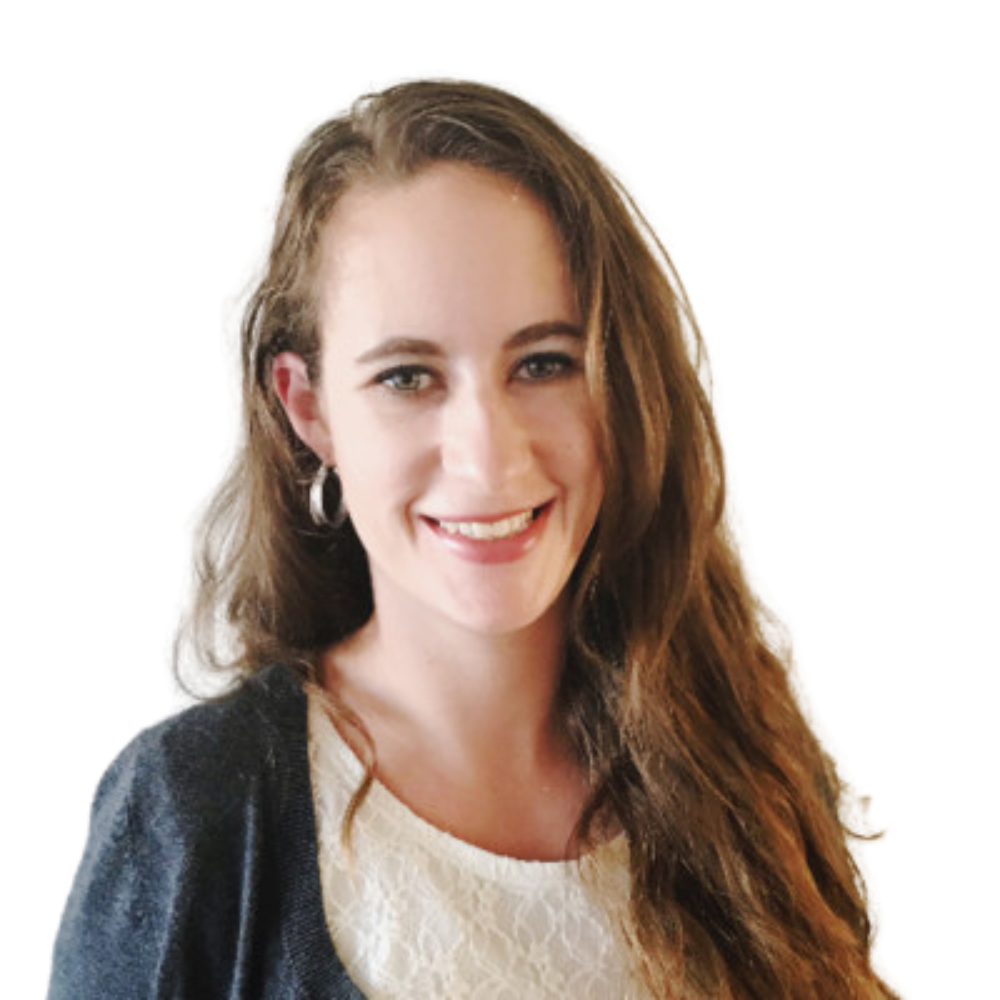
top-left (307, 689), bottom-right (627, 883)
top-left (248, 665), bottom-right (633, 998)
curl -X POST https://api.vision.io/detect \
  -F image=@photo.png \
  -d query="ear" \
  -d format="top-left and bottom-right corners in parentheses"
top-left (272, 352), bottom-right (335, 465)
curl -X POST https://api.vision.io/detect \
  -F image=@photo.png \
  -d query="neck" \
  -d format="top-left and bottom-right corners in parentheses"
top-left (325, 601), bottom-right (569, 762)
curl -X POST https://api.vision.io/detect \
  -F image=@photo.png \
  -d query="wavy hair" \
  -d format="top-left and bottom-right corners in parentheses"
top-left (182, 80), bottom-right (895, 999)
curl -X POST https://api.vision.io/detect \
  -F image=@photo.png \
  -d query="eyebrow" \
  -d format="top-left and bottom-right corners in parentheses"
top-left (354, 321), bottom-right (584, 365)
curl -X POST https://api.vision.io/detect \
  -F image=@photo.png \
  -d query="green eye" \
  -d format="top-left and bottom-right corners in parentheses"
top-left (374, 353), bottom-right (580, 396)
top-left (376, 366), bottom-right (434, 393)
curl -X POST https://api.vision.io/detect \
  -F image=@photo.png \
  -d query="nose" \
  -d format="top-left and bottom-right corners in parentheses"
top-left (440, 382), bottom-right (533, 491)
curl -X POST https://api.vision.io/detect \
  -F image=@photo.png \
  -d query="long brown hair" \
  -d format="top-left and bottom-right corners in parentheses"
top-left (182, 79), bottom-right (895, 999)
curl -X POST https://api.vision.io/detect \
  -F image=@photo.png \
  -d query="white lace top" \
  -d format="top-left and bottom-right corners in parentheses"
top-left (307, 695), bottom-right (646, 998)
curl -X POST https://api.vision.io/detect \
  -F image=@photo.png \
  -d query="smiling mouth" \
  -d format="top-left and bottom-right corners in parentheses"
top-left (421, 502), bottom-right (553, 564)
top-left (423, 500), bottom-right (552, 527)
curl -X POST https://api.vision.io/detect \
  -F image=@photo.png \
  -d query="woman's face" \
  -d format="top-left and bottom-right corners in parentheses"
top-left (307, 163), bottom-right (603, 638)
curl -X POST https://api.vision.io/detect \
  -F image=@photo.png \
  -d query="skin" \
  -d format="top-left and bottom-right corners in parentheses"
top-left (274, 164), bottom-right (604, 859)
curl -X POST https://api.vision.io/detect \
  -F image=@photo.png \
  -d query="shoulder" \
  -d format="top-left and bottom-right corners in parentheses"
top-left (100, 663), bottom-right (307, 836)
top-left (49, 665), bottom-right (312, 999)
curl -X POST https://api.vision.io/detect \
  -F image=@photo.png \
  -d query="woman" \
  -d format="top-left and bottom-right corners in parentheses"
top-left (50, 80), bottom-right (896, 999)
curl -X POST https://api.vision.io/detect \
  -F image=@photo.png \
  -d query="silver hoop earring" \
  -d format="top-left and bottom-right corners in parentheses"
top-left (309, 464), bottom-right (347, 528)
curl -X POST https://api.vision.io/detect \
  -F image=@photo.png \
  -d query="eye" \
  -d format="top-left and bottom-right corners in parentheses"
top-left (521, 353), bottom-right (579, 382)
top-left (374, 365), bottom-right (436, 394)
top-left (374, 353), bottom-right (580, 396)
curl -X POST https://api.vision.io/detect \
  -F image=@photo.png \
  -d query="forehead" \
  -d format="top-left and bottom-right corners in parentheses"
top-left (314, 163), bottom-right (577, 346)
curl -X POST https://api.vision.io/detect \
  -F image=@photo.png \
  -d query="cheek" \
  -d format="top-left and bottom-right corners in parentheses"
top-left (334, 422), bottom-right (427, 522)
top-left (572, 418), bottom-right (605, 528)
top-left (557, 403), bottom-right (603, 485)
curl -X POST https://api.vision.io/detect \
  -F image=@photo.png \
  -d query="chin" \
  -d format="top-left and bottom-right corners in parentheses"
top-left (441, 590), bottom-right (567, 639)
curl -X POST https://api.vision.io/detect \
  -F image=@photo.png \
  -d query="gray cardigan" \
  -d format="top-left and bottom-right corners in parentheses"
top-left (49, 665), bottom-right (365, 999)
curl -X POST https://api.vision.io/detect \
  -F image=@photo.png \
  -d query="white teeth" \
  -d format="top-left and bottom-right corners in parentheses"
top-left (437, 509), bottom-right (535, 540)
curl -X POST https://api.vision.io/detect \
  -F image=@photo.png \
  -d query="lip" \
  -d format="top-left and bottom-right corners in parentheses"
top-left (420, 502), bottom-right (552, 564)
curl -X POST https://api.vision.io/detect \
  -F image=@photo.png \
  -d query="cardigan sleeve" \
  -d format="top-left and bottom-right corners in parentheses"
top-left (48, 711), bottom-right (272, 1000)
top-left (49, 738), bottom-right (176, 998)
